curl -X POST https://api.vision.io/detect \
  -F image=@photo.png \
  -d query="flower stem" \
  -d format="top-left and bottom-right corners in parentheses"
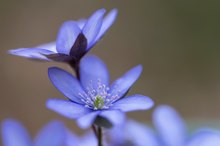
top-left (91, 125), bottom-right (103, 146)
top-left (92, 124), bottom-right (98, 138)
top-left (98, 126), bottom-right (103, 146)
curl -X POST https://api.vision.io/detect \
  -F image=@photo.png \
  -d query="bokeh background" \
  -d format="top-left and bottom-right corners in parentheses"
top-left (1, 0), bottom-right (220, 138)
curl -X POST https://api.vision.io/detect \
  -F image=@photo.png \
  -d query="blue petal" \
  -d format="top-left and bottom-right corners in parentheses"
top-left (125, 120), bottom-right (160, 146)
top-left (8, 48), bottom-right (55, 60)
top-left (76, 111), bottom-right (100, 129)
top-left (46, 99), bottom-right (91, 119)
top-left (65, 131), bottom-right (80, 146)
top-left (82, 9), bottom-right (106, 49)
top-left (34, 121), bottom-right (65, 146)
top-left (153, 105), bottom-right (186, 146)
top-left (80, 55), bottom-right (109, 90)
top-left (56, 21), bottom-right (81, 55)
top-left (1, 119), bottom-right (32, 146)
top-left (48, 67), bottom-right (85, 104)
top-left (99, 110), bottom-right (125, 126)
top-left (187, 129), bottom-right (220, 146)
top-left (66, 131), bottom-right (97, 146)
top-left (111, 94), bottom-right (154, 112)
top-left (79, 132), bottom-right (98, 146)
top-left (91, 9), bottom-right (118, 48)
top-left (76, 19), bottom-right (86, 29)
top-left (109, 65), bottom-right (142, 99)
top-left (36, 42), bottom-right (56, 52)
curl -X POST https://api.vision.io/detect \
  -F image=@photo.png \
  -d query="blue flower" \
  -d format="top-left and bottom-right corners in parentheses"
top-left (106, 105), bottom-right (220, 146)
top-left (107, 120), bottom-right (158, 146)
top-left (9, 8), bottom-right (117, 65)
top-left (1, 119), bottom-right (66, 146)
top-left (153, 105), bottom-right (220, 146)
top-left (46, 55), bottom-right (153, 129)
top-left (65, 131), bottom-right (97, 146)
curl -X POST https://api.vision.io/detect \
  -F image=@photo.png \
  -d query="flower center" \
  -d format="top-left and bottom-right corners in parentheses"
top-left (94, 95), bottom-right (104, 110)
top-left (78, 79), bottom-right (121, 110)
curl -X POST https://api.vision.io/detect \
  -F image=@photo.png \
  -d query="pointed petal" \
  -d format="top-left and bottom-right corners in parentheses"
top-left (111, 94), bottom-right (154, 112)
top-left (56, 21), bottom-right (81, 55)
top-left (125, 120), bottom-right (160, 146)
top-left (153, 105), bottom-right (187, 146)
top-left (187, 129), bottom-right (220, 146)
top-left (1, 119), bottom-right (32, 146)
top-left (76, 19), bottom-right (86, 29)
top-left (8, 48), bottom-right (55, 61)
top-left (91, 9), bottom-right (118, 47)
top-left (80, 55), bottom-right (109, 90)
top-left (76, 111), bottom-right (100, 129)
top-left (46, 99), bottom-right (91, 119)
top-left (36, 42), bottom-right (56, 52)
top-left (34, 121), bottom-right (65, 146)
top-left (99, 110), bottom-right (125, 126)
top-left (109, 65), bottom-right (142, 99)
top-left (82, 9), bottom-right (106, 49)
top-left (48, 67), bottom-right (85, 104)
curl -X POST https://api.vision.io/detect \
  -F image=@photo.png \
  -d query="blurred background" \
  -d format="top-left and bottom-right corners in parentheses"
top-left (1, 0), bottom-right (220, 138)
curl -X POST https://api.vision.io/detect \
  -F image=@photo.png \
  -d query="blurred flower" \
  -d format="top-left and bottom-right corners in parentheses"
top-left (107, 120), bottom-right (158, 146)
top-left (1, 119), bottom-right (66, 146)
top-left (153, 105), bottom-right (220, 146)
top-left (9, 8), bottom-right (118, 66)
top-left (65, 131), bottom-right (97, 146)
top-left (106, 105), bottom-right (220, 146)
top-left (46, 55), bottom-right (153, 129)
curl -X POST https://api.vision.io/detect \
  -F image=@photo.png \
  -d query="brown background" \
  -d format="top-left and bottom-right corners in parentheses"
top-left (1, 0), bottom-right (220, 138)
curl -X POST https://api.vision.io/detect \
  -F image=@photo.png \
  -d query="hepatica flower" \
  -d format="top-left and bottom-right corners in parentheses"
top-left (9, 8), bottom-right (117, 65)
top-left (46, 55), bottom-right (153, 129)
top-left (1, 119), bottom-right (66, 146)
top-left (153, 105), bottom-right (220, 146)
top-left (107, 120), bottom-right (159, 146)
top-left (108, 105), bottom-right (220, 146)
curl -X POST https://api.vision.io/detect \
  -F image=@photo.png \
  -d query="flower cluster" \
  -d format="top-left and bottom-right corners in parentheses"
top-left (2, 8), bottom-right (220, 146)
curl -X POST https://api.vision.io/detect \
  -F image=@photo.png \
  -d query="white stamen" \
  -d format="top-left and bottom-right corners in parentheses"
top-left (78, 79), bottom-right (120, 110)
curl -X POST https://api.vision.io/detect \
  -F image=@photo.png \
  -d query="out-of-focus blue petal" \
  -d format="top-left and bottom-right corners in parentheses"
top-left (56, 21), bottom-right (81, 55)
top-left (109, 65), bottom-right (142, 99)
top-left (65, 131), bottom-right (97, 146)
top-left (79, 132), bottom-right (98, 146)
top-left (153, 105), bottom-right (186, 146)
top-left (46, 99), bottom-right (91, 119)
top-left (80, 55), bottom-right (109, 90)
top-left (34, 121), bottom-right (65, 146)
top-left (48, 67), bottom-right (85, 104)
top-left (82, 9), bottom-right (106, 49)
top-left (125, 120), bottom-right (160, 146)
top-left (36, 42), bottom-right (56, 52)
top-left (65, 130), bottom-right (80, 146)
top-left (91, 9), bottom-right (118, 48)
top-left (111, 94), bottom-right (153, 112)
top-left (76, 19), bottom-right (86, 29)
top-left (1, 119), bottom-right (32, 146)
top-left (76, 111), bottom-right (100, 129)
top-left (8, 48), bottom-right (54, 60)
top-left (100, 110), bottom-right (125, 126)
top-left (187, 129), bottom-right (220, 146)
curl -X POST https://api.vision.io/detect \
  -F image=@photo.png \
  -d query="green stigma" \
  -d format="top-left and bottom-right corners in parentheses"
top-left (94, 95), bottom-right (104, 109)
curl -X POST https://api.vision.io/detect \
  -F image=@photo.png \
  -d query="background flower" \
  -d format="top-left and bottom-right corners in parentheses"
top-left (46, 55), bottom-right (153, 129)
top-left (8, 8), bottom-right (118, 65)
top-left (1, 119), bottom-right (66, 146)
top-left (105, 105), bottom-right (220, 146)
top-left (65, 131), bottom-right (97, 146)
